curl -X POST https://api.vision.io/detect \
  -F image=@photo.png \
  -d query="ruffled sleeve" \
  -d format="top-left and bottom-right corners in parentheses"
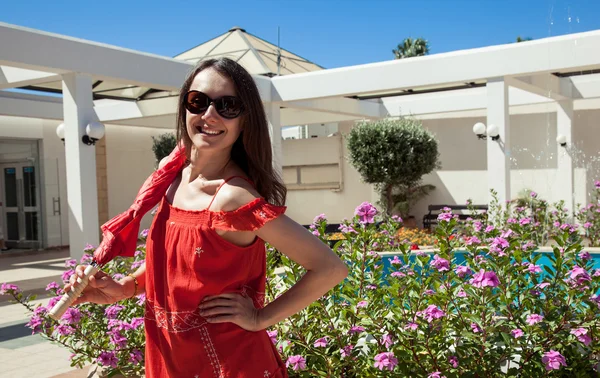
top-left (211, 198), bottom-right (286, 231)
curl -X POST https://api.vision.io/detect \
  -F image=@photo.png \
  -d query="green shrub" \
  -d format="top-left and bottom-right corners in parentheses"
top-left (151, 133), bottom-right (176, 166)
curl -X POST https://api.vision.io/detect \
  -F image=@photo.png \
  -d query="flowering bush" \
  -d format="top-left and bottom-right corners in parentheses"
top-left (266, 201), bottom-right (600, 377)
top-left (575, 180), bottom-right (600, 247)
top-left (2, 190), bottom-right (600, 377)
top-left (1, 240), bottom-right (148, 376)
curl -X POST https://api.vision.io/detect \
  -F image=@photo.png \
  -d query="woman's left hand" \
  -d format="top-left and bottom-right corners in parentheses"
top-left (199, 293), bottom-right (263, 332)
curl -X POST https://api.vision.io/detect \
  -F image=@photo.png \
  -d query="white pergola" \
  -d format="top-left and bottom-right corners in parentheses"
top-left (2, 22), bottom-right (600, 255)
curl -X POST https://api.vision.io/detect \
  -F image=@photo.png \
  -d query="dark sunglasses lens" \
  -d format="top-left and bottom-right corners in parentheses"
top-left (216, 97), bottom-right (243, 119)
top-left (184, 91), bottom-right (209, 114)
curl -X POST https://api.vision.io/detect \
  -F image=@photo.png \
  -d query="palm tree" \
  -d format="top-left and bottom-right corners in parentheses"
top-left (392, 38), bottom-right (429, 59)
top-left (516, 36), bottom-right (533, 43)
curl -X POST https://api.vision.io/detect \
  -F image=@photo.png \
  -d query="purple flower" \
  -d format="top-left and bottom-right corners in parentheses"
top-left (97, 351), bottom-right (119, 368)
top-left (430, 254), bottom-right (450, 272)
top-left (595, 180), bottom-right (600, 189)
top-left (339, 224), bottom-right (357, 234)
top-left (456, 289), bottom-right (468, 298)
top-left (571, 328), bottom-right (592, 346)
top-left (389, 256), bottom-right (402, 265)
top-left (356, 301), bottom-right (368, 308)
top-left (131, 259), bottom-right (145, 270)
top-left (568, 266), bottom-right (591, 286)
top-left (104, 304), bottom-right (124, 319)
top-left (340, 345), bottom-right (354, 358)
top-left (136, 293), bottom-right (146, 306)
top-left (55, 324), bottom-right (75, 336)
top-left (0, 283), bottom-right (20, 295)
top-left (511, 328), bottom-right (524, 338)
top-left (80, 253), bottom-right (93, 264)
top-left (314, 337), bottom-right (328, 347)
top-left (46, 296), bottom-right (61, 310)
top-left (455, 265), bottom-right (472, 278)
top-left (520, 218), bottom-right (531, 226)
top-left (267, 330), bottom-right (277, 344)
top-left (526, 314), bottom-right (544, 325)
top-left (424, 289), bottom-right (435, 295)
top-left (348, 326), bottom-right (365, 335)
top-left (464, 236), bottom-right (481, 246)
top-left (26, 315), bottom-right (44, 334)
top-left (109, 331), bottom-right (128, 349)
top-left (374, 352), bottom-right (398, 371)
top-left (537, 282), bottom-right (550, 289)
top-left (45, 282), bottom-right (61, 292)
top-left (129, 317), bottom-right (144, 329)
top-left (64, 259), bottom-right (77, 268)
top-left (579, 251), bottom-right (591, 260)
top-left (313, 213), bottom-right (327, 223)
top-left (391, 215), bottom-right (402, 222)
top-left (485, 225), bottom-right (495, 233)
top-left (491, 237), bottom-right (509, 249)
top-left (405, 322), bottom-right (419, 331)
top-left (469, 269), bottom-right (500, 288)
top-left (541, 350), bottom-right (567, 371)
top-left (391, 271), bottom-right (405, 278)
top-left (530, 191), bottom-right (537, 198)
top-left (449, 355), bottom-right (459, 368)
top-left (128, 349), bottom-right (143, 365)
top-left (61, 269), bottom-right (75, 283)
top-left (428, 372), bottom-right (446, 378)
top-left (286, 355), bottom-right (307, 371)
top-left (382, 334), bottom-right (393, 348)
top-left (437, 212), bottom-right (453, 222)
top-left (471, 322), bottom-right (482, 333)
top-left (583, 222), bottom-right (592, 229)
top-left (420, 305), bottom-right (446, 323)
top-left (366, 284), bottom-right (377, 290)
top-left (507, 218), bottom-right (517, 224)
top-left (61, 308), bottom-right (82, 324)
top-left (527, 264), bottom-right (542, 274)
top-left (355, 202), bottom-right (377, 224)
top-left (140, 229), bottom-right (149, 238)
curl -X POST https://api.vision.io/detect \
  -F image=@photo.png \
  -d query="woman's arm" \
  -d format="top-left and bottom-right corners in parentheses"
top-left (252, 216), bottom-right (348, 330)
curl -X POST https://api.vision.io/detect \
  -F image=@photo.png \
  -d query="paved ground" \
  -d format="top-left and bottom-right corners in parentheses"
top-left (0, 249), bottom-right (89, 378)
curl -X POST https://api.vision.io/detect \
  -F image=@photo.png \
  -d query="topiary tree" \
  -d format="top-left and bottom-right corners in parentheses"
top-left (347, 117), bottom-right (440, 217)
top-left (151, 133), bottom-right (177, 167)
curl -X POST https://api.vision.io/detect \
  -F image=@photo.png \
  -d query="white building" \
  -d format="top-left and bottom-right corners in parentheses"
top-left (1, 22), bottom-right (599, 260)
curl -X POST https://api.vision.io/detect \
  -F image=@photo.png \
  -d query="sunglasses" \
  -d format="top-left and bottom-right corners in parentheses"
top-left (183, 90), bottom-right (244, 119)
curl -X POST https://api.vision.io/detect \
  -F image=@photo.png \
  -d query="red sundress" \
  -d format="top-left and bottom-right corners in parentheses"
top-left (143, 176), bottom-right (289, 378)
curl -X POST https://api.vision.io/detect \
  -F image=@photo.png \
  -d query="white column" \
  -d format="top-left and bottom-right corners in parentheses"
top-left (556, 100), bottom-right (574, 214)
top-left (62, 73), bottom-right (99, 261)
top-left (486, 77), bottom-right (511, 205)
top-left (265, 103), bottom-right (283, 178)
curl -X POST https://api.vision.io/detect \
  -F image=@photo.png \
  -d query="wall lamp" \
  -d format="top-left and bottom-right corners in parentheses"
top-left (56, 121), bottom-right (105, 146)
top-left (556, 134), bottom-right (567, 147)
top-left (472, 122), bottom-right (500, 141)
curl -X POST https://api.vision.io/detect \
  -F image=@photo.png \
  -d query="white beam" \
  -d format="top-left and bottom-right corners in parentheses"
top-left (506, 74), bottom-right (577, 101)
top-left (62, 73), bottom-right (100, 261)
top-left (282, 97), bottom-right (384, 118)
top-left (0, 22), bottom-right (193, 91)
top-left (487, 78), bottom-right (511, 205)
top-left (265, 104), bottom-right (283, 178)
top-left (280, 108), bottom-right (362, 127)
top-left (0, 66), bottom-right (62, 89)
top-left (556, 100), bottom-right (574, 214)
top-left (0, 91), bottom-right (62, 119)
top-left (271, 30), bottom-right (600, 102)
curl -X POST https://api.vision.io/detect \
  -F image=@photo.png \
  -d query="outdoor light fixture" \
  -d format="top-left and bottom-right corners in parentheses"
top-left (56, 123), bottom-right (65, 143)
top-left (83, 121), bottom-right (105, 146)
top-left (486, 124), bottom-right (500, 141)
top-left (56, 121), bottom-right (105, 146)
top-left (556, 134), bottom-right (567, 147)
top-left (472, 122), bottom-right (487, 140)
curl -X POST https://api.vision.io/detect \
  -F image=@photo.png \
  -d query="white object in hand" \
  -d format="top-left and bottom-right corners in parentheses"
top-left (48, 264), bottom-right (99, 320)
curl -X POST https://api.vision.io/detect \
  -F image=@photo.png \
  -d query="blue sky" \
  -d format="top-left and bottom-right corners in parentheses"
top-left (2, 0), bottom-right (599, 69)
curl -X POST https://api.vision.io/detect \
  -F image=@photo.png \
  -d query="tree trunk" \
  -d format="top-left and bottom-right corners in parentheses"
top-left (385, 184), bottom-right (394, 215)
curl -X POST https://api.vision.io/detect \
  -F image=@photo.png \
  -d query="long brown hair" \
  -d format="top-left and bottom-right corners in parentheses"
top-left (176, 58), bottom-right (287, 206)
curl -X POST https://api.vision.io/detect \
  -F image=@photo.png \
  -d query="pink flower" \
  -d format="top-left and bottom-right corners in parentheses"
top-left (455, 265), bottom-right (472, 278)
top-left (485, 225), bottom-right (495, 233)
top-left (405, 322), bottom-right (419, 331)
top-left (374, 352), bottom-right (398, 371)
top-left (45, 282), bottom-right (61, 292)
top-left (541, 350), bottom-right (567, 371)
top-left (437, 212), bottom-right (453, 222)
top-left (356, 301), bottom-right (368, 308)
top-left (109, 331), bottom-right (128, 349)
top-left (491, 237), bottom-right (509, 249)
top-left (366, 284), bottom-right (377, 290)
top-left (61, 269), bottom-right (75, 283)
top-left (420, 305), bottom-right (446, 323)
top-left (527, 264), bottom-right (542, 274)
top-left (382, 334), bottom-right (393, 348)
top-left (579, 251), bottom-right (591, 260)
top-left (105, 305), bottom-right (124, 319)
top-left (391, 271), bottom-right (405, 278)
top-left (520, 218), bottom-right (531, 226)
top-left (128, 349), bottom-right (143, 365)
top-left (55, 324), bottom-right (75, 336)
top-left (568, 266), bottom-right (591, 286)
top-left (456, 289), bottom-right (468, 298)
top-left (80, 253), bottom-right (93, 264)
top-left (530, 191), bottom-right (537, 198)
top-left (64, 259), bottom-right (77, 268)
top-left (583, 222), bottom-right (592, 229)
top-left (449, 355), bottom-right (459, 368)
top-left (471, 322), bottom-right (482, 333)
top-left (140, 229), bottom-right (149, 238)
top-left (349, 326), bottom-right (365, 335)
top-left (389, 256), bottom-right (402, 265)
top-left (313, 213), bottom-right (327, 223)
top-left (424, 289), bottom-right (435, 295)
top-left (428, 372), bottom-right (446, 378)
top-left (391, 215), bottom-right (402, 222)
top-left (355, 202), bottom-right (377, 224)
top-left (0, 283), bottom-right (20, 295)
top-left (340, 344), bottom-right (353, 358)
top-left (61, 308), bottom-right (82, 324)
top-left (267, 330), bottom-right (277, 344)
top-left (511, 328), bottom-right (524, 338)
top-left (431, 255), bottom-right (450, 272)
top-left (314, 337), bottom-right (328, 347)
top-left (136, 293), bottom-right (146, 306)
top-left (595, 180), bottom-right (600, 188)
top-left (464, 236), bottom-right (481, 246)
top-left (570, 328), bottom-right (592, 346)
top-left (469, 269), bottom-right (500, 288)
top-left (526, 314), bottom-right (544, 325)
top-left (339, 224), bottom-right (357, 234)
top-left (97, 351), bottom-right (119, 368)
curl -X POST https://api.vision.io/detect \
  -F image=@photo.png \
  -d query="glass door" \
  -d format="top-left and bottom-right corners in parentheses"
top-left (1, 163), bottom-right (40, 249)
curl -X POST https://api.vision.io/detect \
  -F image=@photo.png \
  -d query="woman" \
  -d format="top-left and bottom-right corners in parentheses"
top-left (66, 58), bottom-right (348, 377)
